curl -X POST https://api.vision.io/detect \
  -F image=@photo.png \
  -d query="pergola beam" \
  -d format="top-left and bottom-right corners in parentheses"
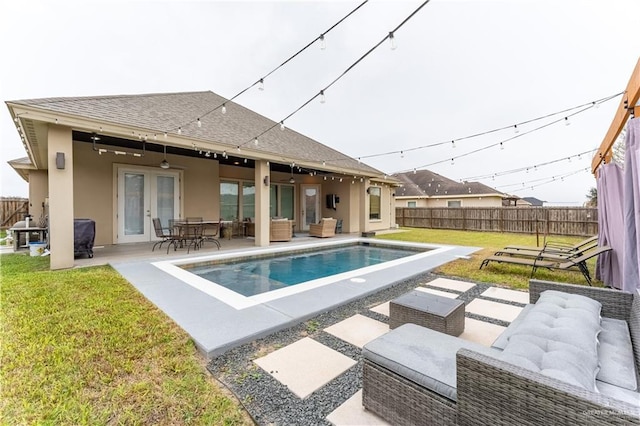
top-left (592, 57), bottom-right (640, 174)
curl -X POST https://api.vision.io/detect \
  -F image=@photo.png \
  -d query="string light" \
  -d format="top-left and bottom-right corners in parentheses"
top-left (177, 127), bottom-right (182, 135)
top-left (197, 118), bottom-right (202, 128)
top-left (319, 34), bottom-right (326, 50)
top-left (564, 117), bottom-right (570, 126)
top-left (514, 124), bottom-right (519, 134)
top-left (258, 78), bottom-right (264, 91)
top-left (221, 104), bottom-right (227, 114)
top-left (320, 90), bottom-right (326, 104)
top-left (451, 140), bottom-right (455, 149)
top-left (500, 142), bottom-right (504, 150)
top-left (254, 138), bottom-right (259, 146)
top-left (388, 32), bottom-right (397, 50)
top-left (280, 121), bottom-right (285, 131)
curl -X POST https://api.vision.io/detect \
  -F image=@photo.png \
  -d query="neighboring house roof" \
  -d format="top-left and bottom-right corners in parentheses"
top-left (7, 91), bottom-right (385, 178)
top-left (393, 170), bottom-right (505, 198)
top-left (521, 197), bottom-right (545, 206)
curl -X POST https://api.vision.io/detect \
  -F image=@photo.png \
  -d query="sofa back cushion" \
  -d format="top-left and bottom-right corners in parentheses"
top-left (499, 290), bottom-right (603, 392)
top-left (598, 317), bottom-right (638, 391)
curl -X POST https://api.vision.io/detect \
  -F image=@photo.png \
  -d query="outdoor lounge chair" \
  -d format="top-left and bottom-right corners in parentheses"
top-left (480, 245), bottom-right (612, 285)
top-left (309, 218), bottom-right (337, 238)
top-left (503, 235), bottom-right (597, 254)
top-left (492, 238), bottom-right (599, 261)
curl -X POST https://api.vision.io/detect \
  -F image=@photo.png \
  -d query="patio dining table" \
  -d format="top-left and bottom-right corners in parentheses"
top-left (172, 219), bottom-right (222, 251)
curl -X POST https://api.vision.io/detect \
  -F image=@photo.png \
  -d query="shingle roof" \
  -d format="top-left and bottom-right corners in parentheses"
top-left (393, 169), bottom-right (505, 197)
top-left (9, 91), bottom-right (381, 175)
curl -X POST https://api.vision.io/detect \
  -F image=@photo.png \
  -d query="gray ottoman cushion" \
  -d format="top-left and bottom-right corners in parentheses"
top-left (362, 323), bottom-right (500, 401)
top-left (598, 317), bottom-right (638, 391)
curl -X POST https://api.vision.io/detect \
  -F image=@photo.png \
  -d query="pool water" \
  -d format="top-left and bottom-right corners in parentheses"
top-left (184, 245), bottom-right (419, 297)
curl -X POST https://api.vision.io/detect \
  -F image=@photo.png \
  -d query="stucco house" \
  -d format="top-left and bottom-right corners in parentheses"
top-left (6, 91), bottom-right (398, 269)
top-left (393, 170), bottom-right (507, 208)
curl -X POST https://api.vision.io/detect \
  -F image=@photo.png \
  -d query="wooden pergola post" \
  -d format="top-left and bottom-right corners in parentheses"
top-left (592, 57), bottom-right (640, 174)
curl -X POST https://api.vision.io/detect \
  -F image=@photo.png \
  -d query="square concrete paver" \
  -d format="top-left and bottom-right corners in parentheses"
top-left (326, 389), bottom-right (390, 425)
top-left (254, 337), bottom-right (356, 399)
top-left (481, 287), bottom-right (529, 304)
top-left (459, 318), bottom-right (506, 346)
top-left (427, 277), bottom-right (476, 293)
top-left (466, 299), bottom-right (523, 323)
top-left (415, 287), bottom-right (459, 298)
top-left (370, 301), bottom-right (390, 317)
top-left (324, 314), bottom-right (389, 348)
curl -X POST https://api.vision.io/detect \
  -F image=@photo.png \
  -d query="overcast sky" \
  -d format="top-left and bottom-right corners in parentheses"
top-left (1, 0), bottom-right (639, 205)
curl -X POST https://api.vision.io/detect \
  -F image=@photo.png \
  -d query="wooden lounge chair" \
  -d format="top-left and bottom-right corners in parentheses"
top-left (480, 245), bottom-right (612, 285)
top-left (309, 218), bottom-right (337, 238)
top-left (503, 235), bottom-right (598, 254)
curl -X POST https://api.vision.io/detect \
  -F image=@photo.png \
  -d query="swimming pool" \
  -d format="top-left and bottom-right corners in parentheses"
top-left (183, 244), bottom-right (422, 297)
top-left (153, 238), bottom-right (451, 309)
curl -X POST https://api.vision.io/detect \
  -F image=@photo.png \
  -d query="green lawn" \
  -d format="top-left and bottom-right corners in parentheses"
top-left (0, 254), bottom-right (252, 425)
top-left (377, 228), bottom-right (600, 290)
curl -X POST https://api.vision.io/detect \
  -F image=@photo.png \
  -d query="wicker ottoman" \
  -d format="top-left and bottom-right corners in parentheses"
top-left (389, 290), bottom-right (465, 336)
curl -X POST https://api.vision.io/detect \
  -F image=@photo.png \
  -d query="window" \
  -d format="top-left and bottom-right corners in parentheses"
top-left (408, 201), bottom-right (417, 208)
top-left (220, 181), bottom-right (239, 220)
top-left (447, 200), bottom-right (462, 208)
top-left (269, 184), bottom-right (295, 219)
top-left (369, 186), bottom-right (381, 220)
top-left (242, 182), bottom-right (255, 219)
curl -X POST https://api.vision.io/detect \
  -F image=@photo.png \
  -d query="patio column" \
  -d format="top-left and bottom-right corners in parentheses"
top-left (254, 160), bottom-right (270, 247)
top-left (47, 125), bottom-right (75, 269)
top-left (359, 179), bottom-right (370, 234)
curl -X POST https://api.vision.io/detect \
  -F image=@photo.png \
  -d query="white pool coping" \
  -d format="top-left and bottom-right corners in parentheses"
top-left (152, 238), bottom-right (452, 310)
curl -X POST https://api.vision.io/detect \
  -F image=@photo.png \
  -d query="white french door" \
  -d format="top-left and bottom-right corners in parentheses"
top-left (300, 184), bottom-right (321, 231)
top-left (117, 168), bottom-right (180, 243)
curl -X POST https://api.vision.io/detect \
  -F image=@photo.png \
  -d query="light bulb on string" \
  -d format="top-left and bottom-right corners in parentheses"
top-left (450, 158), bottom-right (455, 165)
top-left (254, 138), bottom-right (259, 146)
top-left (500, 142), bottom-right (504, 150)
top-left (319, 34), bottom-right (326, 50)
top-left (388, 32), bottom-right (397, 50)
top-left (568, 157), bottom-right (572, 163)
top-left (197, 118), bottom-right (202, 128)
top-left (258, 79), bottom-right (264, 91)
top-left (451, 140), bottom-right (455, 149)
top-left (400, 150), bottom-right (404, 158)
top-left (413, 168), bottom-right (417, 174)
top-left (178, 127), bottom-right (182, 135)
top-left (564, 117), bottom-right (570, 126)
top-left (221, 104), bottom-right (227, 114)
top-left (320, 90), bottom-right (326, 104)
top-left (280, 121), bottom-right (285, 131)
top-left (514, 124), bottom-right (519, 134)
top-left (593, 101), bottom-right (599, 109)
top-left (164, 132), bottom-right (167, 138)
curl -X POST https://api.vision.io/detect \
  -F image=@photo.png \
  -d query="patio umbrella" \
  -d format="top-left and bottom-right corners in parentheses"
top-left (622, 118), bottom-right (640, 293)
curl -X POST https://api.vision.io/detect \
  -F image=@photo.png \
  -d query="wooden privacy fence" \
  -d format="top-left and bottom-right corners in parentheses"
top-left (396, 207), bottom-right (598, 237)
top-left (0, 197), bottom-right (29, 229)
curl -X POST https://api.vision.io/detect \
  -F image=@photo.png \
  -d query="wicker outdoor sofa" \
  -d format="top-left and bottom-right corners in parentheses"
top-left (362, 279), bottom-right (640, 425)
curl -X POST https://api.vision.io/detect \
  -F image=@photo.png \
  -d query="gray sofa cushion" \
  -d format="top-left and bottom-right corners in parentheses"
top-left (596, 380), bottom-right (640, 406)
top-left (363, 323), bottom-right (500, 402)
top-left (499, 290), bottom-right (603, 392)
top-left (598, 317), bottom-right (638, 391)
top-left (492, 304), bottom-right (534, 350)
top-left (499, 334), bottom-right (600, 392)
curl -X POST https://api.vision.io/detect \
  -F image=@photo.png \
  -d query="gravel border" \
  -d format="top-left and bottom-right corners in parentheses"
top-left (207, 273), bottom-right (523, 425)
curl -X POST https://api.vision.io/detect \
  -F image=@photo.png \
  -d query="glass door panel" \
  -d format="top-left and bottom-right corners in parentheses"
top-left (156, 175), bottom-right (175, 228)
top-left (301, 184), bottom-right (320, 230)
top-left (124, 173), bottom-right (146, 236)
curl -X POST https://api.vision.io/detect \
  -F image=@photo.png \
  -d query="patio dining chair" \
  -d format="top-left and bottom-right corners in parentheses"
top-left (152, 218), bottom-right (180, 252)
top-left (200, 219), bottom-right (221, 249)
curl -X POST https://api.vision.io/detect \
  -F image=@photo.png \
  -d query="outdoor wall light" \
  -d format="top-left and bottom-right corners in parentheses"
top-left (56, 152), bottom-right (65, 169)
top-left (263, 176), bottom-right (270, 186)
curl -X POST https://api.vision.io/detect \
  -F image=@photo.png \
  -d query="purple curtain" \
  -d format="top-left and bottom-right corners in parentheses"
top-left (622, 118), bottom-right (640, 293)
top-left (596, 162), bottom-right (624, 289)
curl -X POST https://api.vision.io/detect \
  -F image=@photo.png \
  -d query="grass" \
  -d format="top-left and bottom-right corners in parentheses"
top-left (377, 228), bottom-right (601, 290)
top-left (0, 253), bottom-right (252, 425)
